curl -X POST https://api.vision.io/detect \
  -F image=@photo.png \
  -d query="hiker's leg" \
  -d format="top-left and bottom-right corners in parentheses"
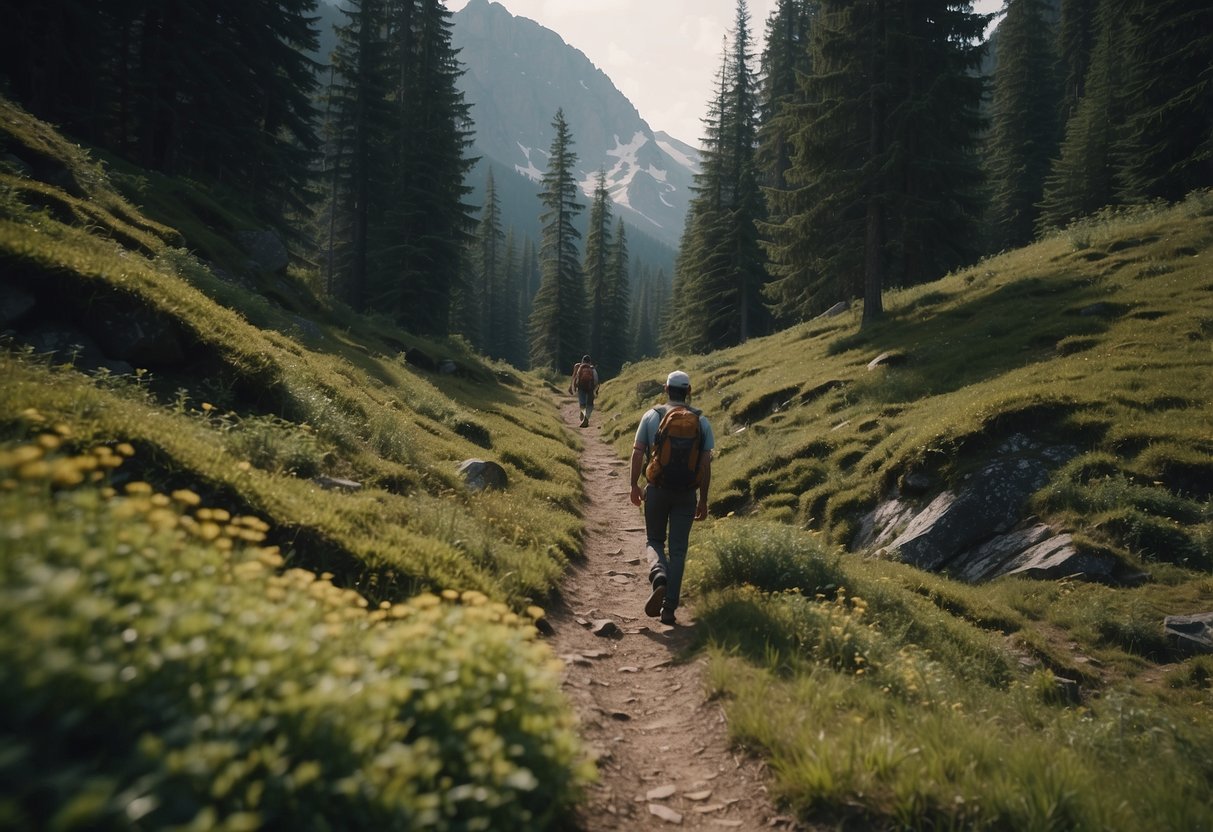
top-left (577, 391), bottom-right (589, 424)
top-left (662, 490), bottom-right (698, 612)
top-left (643, 485), bottom-right (672, 583)
top-left (584, 394), bottom-right (594, 422)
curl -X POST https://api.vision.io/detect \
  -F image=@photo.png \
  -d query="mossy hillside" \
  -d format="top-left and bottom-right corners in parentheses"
top-left (1, 97), bottom-right (592, 827)
top-left (1, 97), bottom-right (582, 607)
top-left (593, 199), bottom-right (1213, 828)
top-left (598, 194), bottom-right (1213, 573)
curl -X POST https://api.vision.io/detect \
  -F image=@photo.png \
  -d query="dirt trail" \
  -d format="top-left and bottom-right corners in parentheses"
top-left (550, 396), bottom-right (798, 831)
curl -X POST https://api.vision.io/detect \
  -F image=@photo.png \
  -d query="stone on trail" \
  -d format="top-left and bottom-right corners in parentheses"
top-left (694, 804), bottom-right (726, 814)
top-left (591, 619), bottom-right (622, 638)
top-left (609, 575), bottom-right (631, 584)
top-left (648, 804), bottom-right (683, 823)
top-left (685, 790), bottom-right (713, 801)
top-left (646, 784), bottom-right (677, 800)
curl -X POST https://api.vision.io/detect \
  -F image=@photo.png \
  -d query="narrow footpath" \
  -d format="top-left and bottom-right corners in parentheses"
top-left (550, 396), bottom-right (800, 831)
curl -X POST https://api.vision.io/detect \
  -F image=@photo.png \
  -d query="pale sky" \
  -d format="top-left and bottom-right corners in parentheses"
top-left (444, 0), bottom-right (1005, 146)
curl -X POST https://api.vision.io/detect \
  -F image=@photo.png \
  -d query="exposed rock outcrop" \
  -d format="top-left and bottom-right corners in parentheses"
top-left (855, 434), bottom-right (1121, 583)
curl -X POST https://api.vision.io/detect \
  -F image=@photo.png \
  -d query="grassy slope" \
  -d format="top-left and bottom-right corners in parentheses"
top-left (595, 197), bottom-right (1213, 828)
top-left (0, 98), bottom-right (592, 827)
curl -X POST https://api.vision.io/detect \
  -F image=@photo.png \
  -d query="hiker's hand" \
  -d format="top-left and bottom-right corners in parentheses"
top-left (630, 484), bottom-right (643, 507)
top-left (694, 500), bottom-right (708, 521)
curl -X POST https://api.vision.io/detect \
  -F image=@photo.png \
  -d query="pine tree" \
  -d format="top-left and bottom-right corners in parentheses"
top-left (762, 0), bottom-right (986, 324)
top-left (884, 0), bottom-right (987, 287)
top-left (1114, 0), bottom-right (1213, 203)
top-left (985, 0), bottom-right (1062, 250)
top-left (375, 0), bottom-right (476, 336)
top-left (1058, 0), bottom-right (1099, 120)
top-left (601, 219), bottom-right (632, 376)
top-left (478, 168), bottom-right (506, 355)
top-left (761, 2), bottom-right (871, 320)
top-left (671, 0), bottom-right (770, 351)
top-left (528, 110), bottom-right (585, 372)
top-left (326, 0), bottom-right (393, 310)
top-left (1037, 0), bottom-right (1130, 232)
top-left (583, 172), bottom-right (614, 366)
top-left (500, 229), bottom-right (529, 369)
top-left (756, 0), bottom-right (817, 195)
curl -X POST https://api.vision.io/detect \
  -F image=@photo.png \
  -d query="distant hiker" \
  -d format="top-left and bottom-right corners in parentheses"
top-left (569, 354), bottom-right (599, 428)
top-left (629, 370), bottom-right (714, 625)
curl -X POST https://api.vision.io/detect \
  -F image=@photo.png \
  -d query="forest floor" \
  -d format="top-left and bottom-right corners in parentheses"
top-left (551, 395), bottom-right (806, 831)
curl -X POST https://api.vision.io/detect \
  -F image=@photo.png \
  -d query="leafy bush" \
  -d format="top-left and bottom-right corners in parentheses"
top-left (0, 442), bottom-right (587, 831)
top-left (688, 520), bottom-right (843, 596)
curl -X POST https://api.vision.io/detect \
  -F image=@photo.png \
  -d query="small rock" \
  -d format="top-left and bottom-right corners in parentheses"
top-left (694, 804), bottom-right (726, 814)
top-left (608, 711), bottom-right (631, 721)
top-left (646, 785), bottom-right (678, 800)
top-left (867, 350), bottom-right (908, 370)
top-left (312, 475), bottom-right (362, 493)
top-left (591, 619), bottom-right (622, 638)
top-left (685, 790), bottom-right (713, 801)
top-left (618, 666), bottom-right (641, 673)
top-left (609, 575), bottom-right (632, 584)
top-left (456, 458), bottom-right (508, 491)
top-left (648, 804), bottom-right (683, 823)
top-left (711, 821), bottom-right (742, 828)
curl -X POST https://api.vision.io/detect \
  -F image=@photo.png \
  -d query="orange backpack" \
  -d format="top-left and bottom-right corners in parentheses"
top-left (575, 363), bottom-right (596, 392)
top-left (644, 405), bottom-right (704, 491)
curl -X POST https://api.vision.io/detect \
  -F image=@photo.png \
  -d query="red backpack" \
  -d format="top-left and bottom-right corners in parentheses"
top-left (575, 363), bottom-right (596, 392)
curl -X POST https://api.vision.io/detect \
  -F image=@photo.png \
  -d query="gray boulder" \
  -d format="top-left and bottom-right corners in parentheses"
top-left (457, 458), bottom-right (508, 491)
top-left (952, 524), bottom-right (1055, 582)
top-left (1163, 613), bottom-right (1213, 655)
top-left (312, 475), bottom-right (362, 493)
top-left (1002, 533), bottom-right (1116, 581)
top-left (636, 380), bottom-right (665, 400)
top-left (885, 457), bottom-right (1052, 571)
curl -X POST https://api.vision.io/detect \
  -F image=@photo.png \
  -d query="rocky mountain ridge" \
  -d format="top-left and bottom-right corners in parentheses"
top-left (451, 0), bottom-right (698, 248)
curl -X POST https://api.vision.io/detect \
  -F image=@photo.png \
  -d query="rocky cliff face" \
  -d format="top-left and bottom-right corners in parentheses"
top-left (452, 0), bottom-right (698, 248)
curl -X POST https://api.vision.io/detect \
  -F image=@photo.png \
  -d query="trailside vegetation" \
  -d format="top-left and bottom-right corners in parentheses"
top-left (597, 193), bottom-right (1213, 829)
top-left (0, 98), bottom-right (591, 828)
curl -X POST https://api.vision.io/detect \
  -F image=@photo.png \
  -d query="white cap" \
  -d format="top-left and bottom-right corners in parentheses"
top-left (666, 370), bottom-right (691, 389)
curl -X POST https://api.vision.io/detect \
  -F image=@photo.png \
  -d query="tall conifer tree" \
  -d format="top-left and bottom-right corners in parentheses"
top-left (985, 0), bottom-right (1061, 250)
top-left (583, 172), bottom-right (614, 366)
top-left (601, 219), bottom-right (632, 376)
top-left (1037, 0), bottom-right (1130, 232)
top-left (671, 0), bottom-right (770, 352)
top-left (1114, 0), bottom-right (1213, 203)
top-left (528, 110), bottom-right (585, 372)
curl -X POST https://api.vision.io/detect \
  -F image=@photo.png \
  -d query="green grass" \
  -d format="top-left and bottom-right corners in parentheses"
top-left (598, 192), bottom-right (1213, 827)
top-left (0, 96), bottom-right (592, 828)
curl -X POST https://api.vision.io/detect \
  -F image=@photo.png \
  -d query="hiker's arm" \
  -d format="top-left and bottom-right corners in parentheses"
top-left (629, 443), bottom-right (646, 506)
top-left (695, 452), bottom-right (712, 520)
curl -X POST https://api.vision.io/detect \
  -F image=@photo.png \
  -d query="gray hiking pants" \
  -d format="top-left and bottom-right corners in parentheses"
top-left (643, 484), bottom-right (697, 613)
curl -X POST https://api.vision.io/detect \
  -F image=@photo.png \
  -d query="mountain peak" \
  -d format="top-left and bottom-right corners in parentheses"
top-left (452, 0), bottom-right (697, 246)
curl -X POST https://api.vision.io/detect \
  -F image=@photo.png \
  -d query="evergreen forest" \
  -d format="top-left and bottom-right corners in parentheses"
top-left (1, 0), bottom-right (1212, 829)
top-left (2, 0), bottom-right (1208, 369)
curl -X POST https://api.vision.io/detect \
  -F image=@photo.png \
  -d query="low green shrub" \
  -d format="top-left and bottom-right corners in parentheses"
top-left (688, 520), bottom-right (843, 596)
top-left (0, 442), bottom-right (587, 831)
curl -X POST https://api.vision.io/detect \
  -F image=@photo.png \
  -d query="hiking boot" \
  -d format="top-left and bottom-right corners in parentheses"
top-left (660, 609), bottom-right (676, 626)
top-left (644, 578), bottom-right (667, 618)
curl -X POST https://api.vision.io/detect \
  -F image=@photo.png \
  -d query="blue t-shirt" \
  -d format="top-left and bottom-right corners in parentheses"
top-left (634, 404), bottom-right (715, 452)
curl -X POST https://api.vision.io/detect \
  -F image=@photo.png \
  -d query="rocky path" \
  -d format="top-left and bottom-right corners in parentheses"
top-left (551, 396), bottom-right (799, 831)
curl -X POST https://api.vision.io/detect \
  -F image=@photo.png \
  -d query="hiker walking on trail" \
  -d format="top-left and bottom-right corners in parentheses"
top-left (629, 370), bottom-right (714, 625)
top-left (570, 354), bottom-right (599, 428)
